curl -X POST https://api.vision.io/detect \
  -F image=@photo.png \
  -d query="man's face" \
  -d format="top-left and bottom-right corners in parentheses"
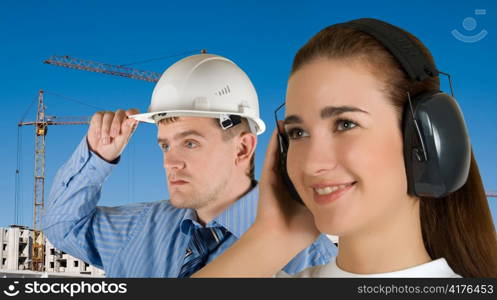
top-left (157, 117), bottom-right (236, 209)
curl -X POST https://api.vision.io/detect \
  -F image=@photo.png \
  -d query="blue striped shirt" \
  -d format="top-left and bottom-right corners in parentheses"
top-left (42, 137), bottom-right (338, 277)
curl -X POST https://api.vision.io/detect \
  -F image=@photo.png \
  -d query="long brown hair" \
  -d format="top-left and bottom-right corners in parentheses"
top-left (290, 21), bottom-right (497, 277)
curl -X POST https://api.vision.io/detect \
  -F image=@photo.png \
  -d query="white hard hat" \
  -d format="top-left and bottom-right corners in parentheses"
top-left (130, 54), bottom-right (266, 135)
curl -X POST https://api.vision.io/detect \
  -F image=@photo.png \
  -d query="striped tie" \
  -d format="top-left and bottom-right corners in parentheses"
top-left (178, 226), bottom-right (230, 278)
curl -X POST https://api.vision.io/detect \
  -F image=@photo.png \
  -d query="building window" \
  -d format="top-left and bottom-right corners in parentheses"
top-left (50, 249), bottom-right (55, 255)
top-left (60, 260), bottom-right (67, 268)
top-left (50, 262), bottom-right (54, 269)
top-left (74, 261), bottom-right (79, 267)
top-left (2, 244), bottom-right (6, 251)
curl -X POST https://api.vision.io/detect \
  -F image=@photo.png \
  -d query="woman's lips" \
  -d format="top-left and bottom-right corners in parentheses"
top-left (311, 182), bottom-right (356, 206)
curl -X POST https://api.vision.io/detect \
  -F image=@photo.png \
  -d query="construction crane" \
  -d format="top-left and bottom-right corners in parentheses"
top-left (488, 191), bottom-right (497, 198)
top-left (43, 50), bottom-right (207, 82)
top-left (20, 54), bottom-right (168, 272)
top-left (18, 90), bottom-right (90, 271)
top-left (44, 55), bottom-right (162, 82)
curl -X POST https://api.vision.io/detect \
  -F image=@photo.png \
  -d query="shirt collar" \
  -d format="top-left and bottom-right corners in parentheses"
top-left (180, 208), bottom-right (198, 235)
top-left (179, 183), bottom-right (259, 239)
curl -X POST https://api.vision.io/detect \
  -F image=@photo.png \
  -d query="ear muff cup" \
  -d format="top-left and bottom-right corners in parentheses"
top-left (403, 91), bottom-right (471, 198)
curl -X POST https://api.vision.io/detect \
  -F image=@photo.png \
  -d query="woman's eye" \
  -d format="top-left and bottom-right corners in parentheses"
top-left (286, 128), bottom-right (309, 140)
top-left (336, 119), bottom-right (357, 131)
top-left (185, 141), bottom-right (198, 149)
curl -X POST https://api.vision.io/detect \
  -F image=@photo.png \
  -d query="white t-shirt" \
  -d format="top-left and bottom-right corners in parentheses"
top-left (278, 258), bottom-right (461, 278)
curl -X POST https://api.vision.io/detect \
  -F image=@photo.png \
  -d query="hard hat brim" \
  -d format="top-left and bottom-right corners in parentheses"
top-left (129, 110), bottom-right (266, 135)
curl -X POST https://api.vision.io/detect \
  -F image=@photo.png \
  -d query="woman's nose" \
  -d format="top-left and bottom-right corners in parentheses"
top-left (300, 137), bottom-right (338, 176)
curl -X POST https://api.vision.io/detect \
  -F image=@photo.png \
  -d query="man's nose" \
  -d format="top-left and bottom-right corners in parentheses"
top-left (164, 150), bottom-right (186, 170)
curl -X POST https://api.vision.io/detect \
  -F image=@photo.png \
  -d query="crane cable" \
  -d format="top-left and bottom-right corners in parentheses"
top-left (127, 139), bottom-right (135, 204)
top-left (119, 49), bottom-right (204, 67)
top-left (14, 125), bottom-right (22, 225)
top-left (14, 96), bottom-right (38, 225)
top-left (44, 91), bottom-right (106, 111)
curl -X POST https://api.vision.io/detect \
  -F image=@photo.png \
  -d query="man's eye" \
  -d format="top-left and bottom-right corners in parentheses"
top-left (286, 128), bottom-right (309, 140)
top-left (160, 144), bottom-right (170, 152)
top-left (185, 141), bottom-right (198, 149)
top-left (336, 119), bottom-right (358, 131)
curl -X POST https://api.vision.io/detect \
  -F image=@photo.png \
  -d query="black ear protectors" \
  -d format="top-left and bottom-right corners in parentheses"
top-left (275, 18), bottom-right (471, 200)
top-left (402, 91), bottom-right (470, 197)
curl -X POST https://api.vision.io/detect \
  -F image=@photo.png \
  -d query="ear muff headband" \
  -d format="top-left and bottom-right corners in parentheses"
top-left (338, 18), bottom-right (438, 82)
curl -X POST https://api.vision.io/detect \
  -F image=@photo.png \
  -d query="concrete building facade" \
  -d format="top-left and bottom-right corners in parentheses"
top-left (0, 226), bottom-right (31, 271)
top-left (44, 239), bottom-right (104, 276)
top-left (0, 225), bottom-right (104, 277)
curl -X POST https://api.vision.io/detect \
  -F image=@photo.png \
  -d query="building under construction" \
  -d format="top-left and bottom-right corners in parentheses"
top-left (0, 225), bottom-right (104, 278)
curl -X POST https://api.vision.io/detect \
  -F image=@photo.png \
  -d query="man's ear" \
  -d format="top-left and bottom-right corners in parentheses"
top-left (235, 132), bottom-right (257, 166)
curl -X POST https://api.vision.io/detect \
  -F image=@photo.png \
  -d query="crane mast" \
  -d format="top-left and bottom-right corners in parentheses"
top-left (18, 90), bottom-right (90, 271)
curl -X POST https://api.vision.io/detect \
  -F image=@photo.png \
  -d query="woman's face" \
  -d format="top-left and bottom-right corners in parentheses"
top-left (285, 58), bottom-right (414, 236)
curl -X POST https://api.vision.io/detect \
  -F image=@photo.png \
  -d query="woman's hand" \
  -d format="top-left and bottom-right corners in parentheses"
top-left (192, 128), bottom-right (320, 277)
top-left (256, 128), bottom-right (320, 250)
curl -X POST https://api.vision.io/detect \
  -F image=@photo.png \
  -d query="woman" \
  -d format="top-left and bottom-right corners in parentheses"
top-left (193, 18), bottom-right (497, 277)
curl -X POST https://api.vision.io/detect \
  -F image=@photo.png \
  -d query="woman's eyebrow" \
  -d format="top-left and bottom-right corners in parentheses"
top-left (284, 105), bottom-right (369, 125)
top-left (321, 106), bottom-right (369, 119)
top-left (283, 115), bottom-right (302, 125)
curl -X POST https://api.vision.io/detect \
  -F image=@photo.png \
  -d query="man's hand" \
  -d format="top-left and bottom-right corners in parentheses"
top-left (87, 109), bottom-right (140, 162)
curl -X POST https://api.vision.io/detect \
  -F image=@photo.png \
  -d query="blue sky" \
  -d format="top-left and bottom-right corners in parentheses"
top-left (1, 0), bottom-right (496, 228)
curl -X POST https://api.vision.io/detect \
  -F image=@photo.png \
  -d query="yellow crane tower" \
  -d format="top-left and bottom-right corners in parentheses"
top-left (18, 90), bottom-right (90, 271)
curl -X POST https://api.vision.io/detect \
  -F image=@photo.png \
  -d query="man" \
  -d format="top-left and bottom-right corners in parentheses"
top-left (43, 53), bottom-right (337, 277)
